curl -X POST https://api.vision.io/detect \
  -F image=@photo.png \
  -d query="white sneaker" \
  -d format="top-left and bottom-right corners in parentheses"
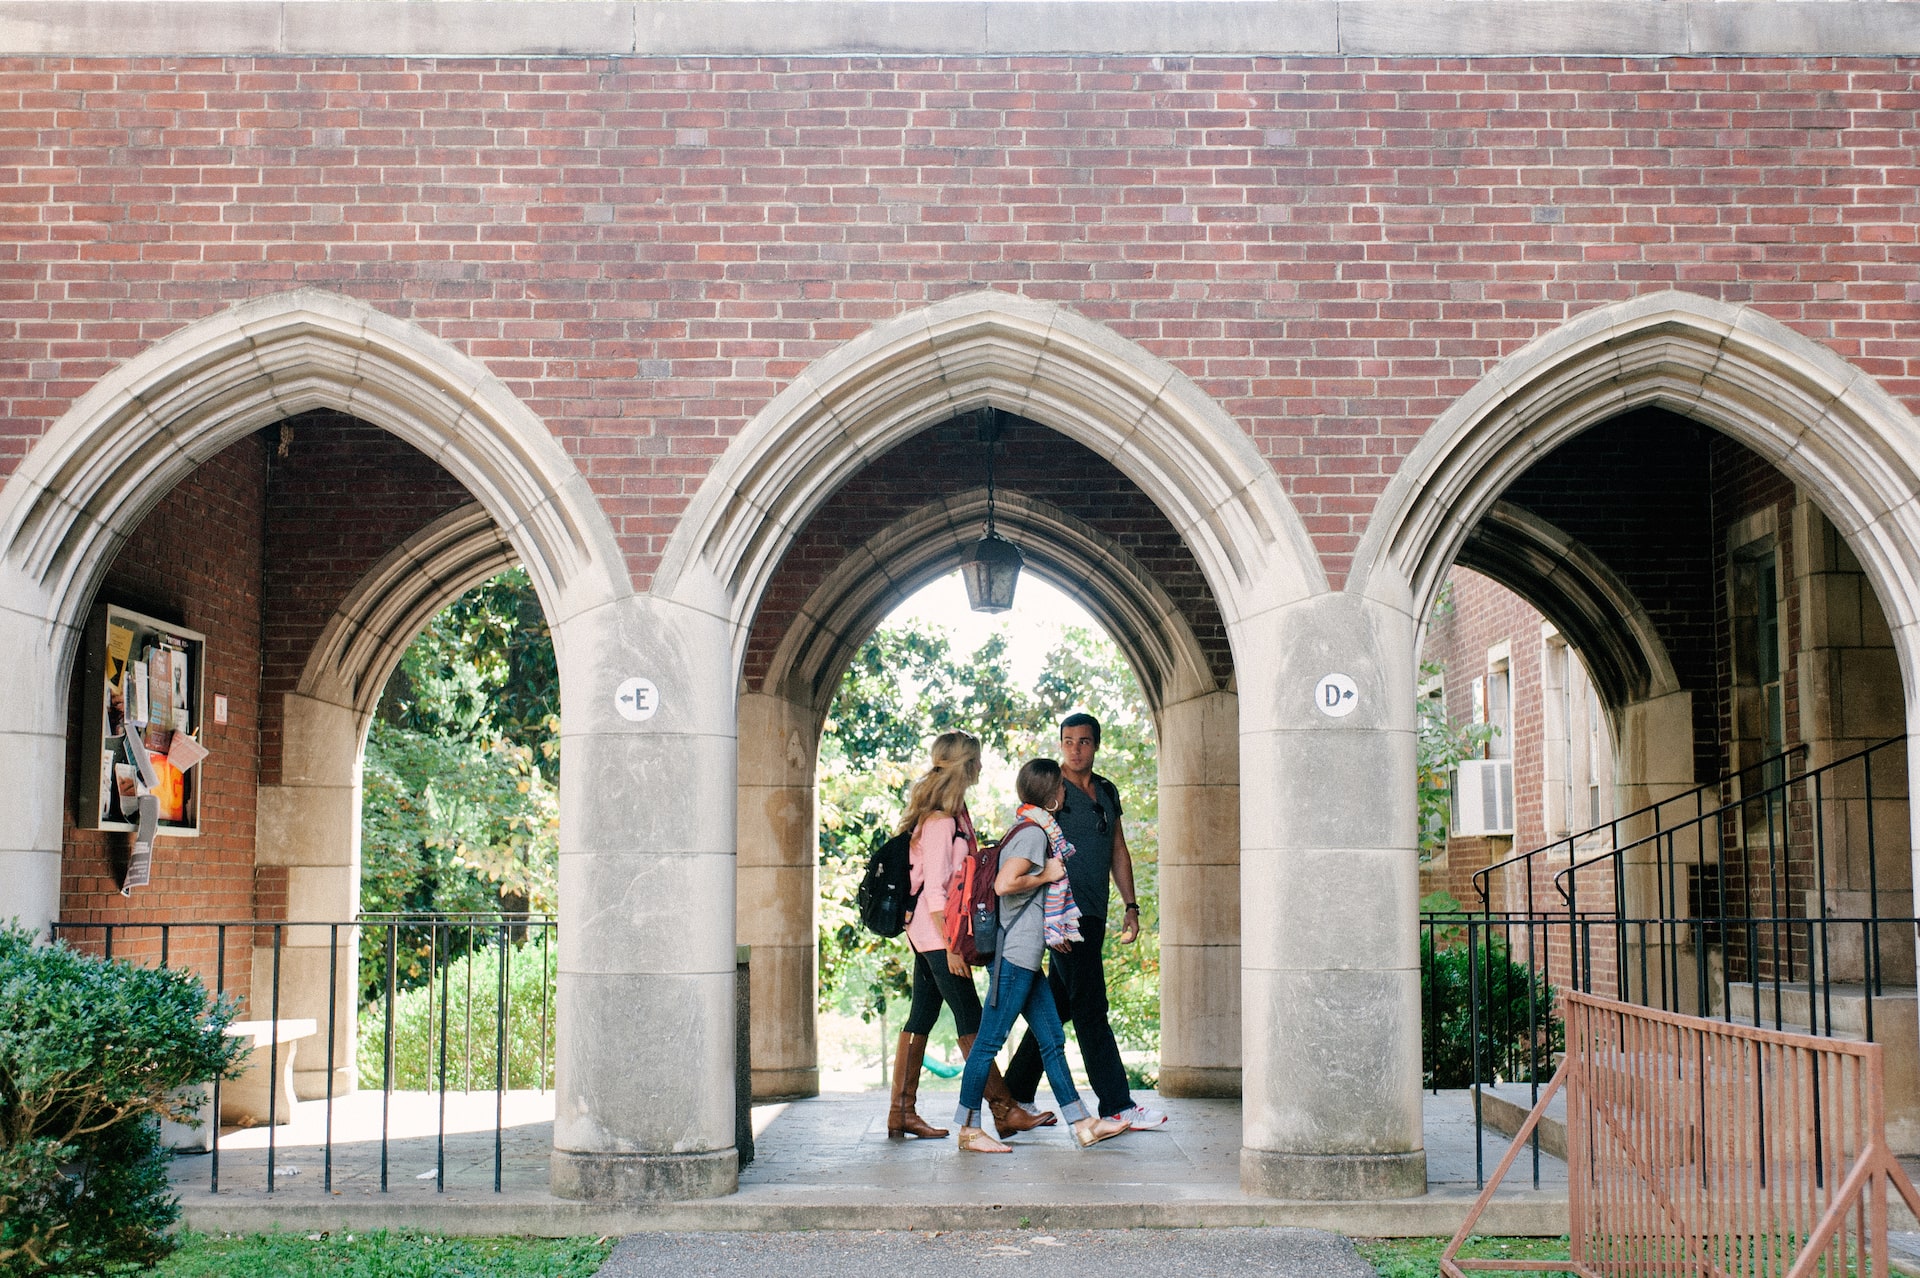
top-left (1018, 1101), bottom-right (1045, 1116)
top-left (1113, 1104), bottom-right (1169, 1129)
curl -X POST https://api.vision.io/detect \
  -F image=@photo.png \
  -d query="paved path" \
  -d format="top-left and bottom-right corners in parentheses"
top-left (172, 1088), bottom-right (1570, 1237)
top-left (593, 1228), bottom-right (1377, 1277)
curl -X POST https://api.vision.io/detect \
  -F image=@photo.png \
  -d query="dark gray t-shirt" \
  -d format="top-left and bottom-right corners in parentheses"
top-left (1055, 772), bottom-right (1123, 922)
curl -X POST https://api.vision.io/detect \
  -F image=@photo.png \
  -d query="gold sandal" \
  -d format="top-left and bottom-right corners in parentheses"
top-left (1072, 1115), bottom-right (1129, 1149)
top-left (957, 1125), bottom-right (1013, 1154)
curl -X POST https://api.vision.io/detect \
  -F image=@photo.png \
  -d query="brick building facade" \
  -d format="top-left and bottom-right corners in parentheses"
top-left (6, 1), bottom-right (1920, 1201)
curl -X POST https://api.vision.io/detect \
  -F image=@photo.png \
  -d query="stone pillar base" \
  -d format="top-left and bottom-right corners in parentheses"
top-left (1241, 1148), bottom-right (1426, 1201)
top-left (550, 1148), bottom-right (738, 1201)
top-left (1157, 1065), bottom-right (1240, 1098)
top-left (752, 1066), bottom-right (820, 1102)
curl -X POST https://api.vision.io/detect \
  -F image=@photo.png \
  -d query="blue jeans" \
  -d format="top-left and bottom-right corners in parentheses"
top-left (954, 960), bottom-right (1089, 1127)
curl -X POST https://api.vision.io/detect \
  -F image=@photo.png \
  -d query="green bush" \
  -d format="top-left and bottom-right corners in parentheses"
top-left (1421, 927), bottom-right (1560, 1089)
top-left (0, 926), bottom-right (243, 1276)
top-left (358, 940), bottom-right (556, 1091)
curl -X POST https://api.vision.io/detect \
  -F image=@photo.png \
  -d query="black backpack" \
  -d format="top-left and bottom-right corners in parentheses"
top-left (855, 827), bottom-right (918, 937)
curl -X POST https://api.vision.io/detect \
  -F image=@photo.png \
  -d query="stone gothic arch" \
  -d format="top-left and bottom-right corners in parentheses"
top-left (260, 503), bottom-right (520, 1095)
top-left (1356, 288), bottom-right (1920, 1046)
top-left (1351, 290), bottom-right (1920, 681)
top-left (652, 289), bottom-right (1325, 660)
top-left (0, 287), bottom-right (626, 940)
top-left (661, 292), bottom-right (1394, 1196)
top-left (736, 488), bottom-right (1240, 1101)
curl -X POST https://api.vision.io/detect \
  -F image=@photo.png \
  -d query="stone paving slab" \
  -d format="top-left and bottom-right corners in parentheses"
top-left (175, 1088), bottom-right (1570, 1238)
top-left (592, 1228), bottom-right (1378, 1277)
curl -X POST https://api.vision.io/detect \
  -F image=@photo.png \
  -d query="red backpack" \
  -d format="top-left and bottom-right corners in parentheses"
top-left (943, 818), bottom-right (1038, 968)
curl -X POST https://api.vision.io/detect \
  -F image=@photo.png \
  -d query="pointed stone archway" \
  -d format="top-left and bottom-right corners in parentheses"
top-left (0, 289), bottom-right (752, 1201)
top-left (737, 487), bottom-right (1241, 1102)
top-left (261, 502), bottom-right (518, 1098)
top-left (1353, 287), bottom-right (1920, 1100)
top-left (655, 291), bottom-right (1442, 1200)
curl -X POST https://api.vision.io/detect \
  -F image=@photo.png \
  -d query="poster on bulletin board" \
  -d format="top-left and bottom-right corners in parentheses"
top-left (77, 603), bottom-right (208, 838)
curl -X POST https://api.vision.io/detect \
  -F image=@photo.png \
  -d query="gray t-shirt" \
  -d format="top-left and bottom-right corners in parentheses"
top-left (995, 823), bottom-right (1050, 972)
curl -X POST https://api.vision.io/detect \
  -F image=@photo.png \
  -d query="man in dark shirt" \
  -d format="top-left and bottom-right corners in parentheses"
top-left (1002, 712), bottom-right (1169, 1130)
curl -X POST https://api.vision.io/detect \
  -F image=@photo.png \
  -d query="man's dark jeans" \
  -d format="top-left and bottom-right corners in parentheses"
top-left (1003, 916), bottom-right (1135, 1119)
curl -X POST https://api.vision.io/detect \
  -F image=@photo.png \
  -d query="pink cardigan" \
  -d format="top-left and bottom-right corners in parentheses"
top-left (905, 807), bottom-right (974, 955)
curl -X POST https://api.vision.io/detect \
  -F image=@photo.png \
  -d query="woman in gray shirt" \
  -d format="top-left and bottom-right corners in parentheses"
top-left (953, 759), bottom-right (1130, 1153)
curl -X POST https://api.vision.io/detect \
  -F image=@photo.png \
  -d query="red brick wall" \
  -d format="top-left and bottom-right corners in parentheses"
top-left (5, 57), bottom-right (1920, 593)
top-left (58, 433), bottom-right (268, 996)
top-left (258, 410), bottom-right (475, 786)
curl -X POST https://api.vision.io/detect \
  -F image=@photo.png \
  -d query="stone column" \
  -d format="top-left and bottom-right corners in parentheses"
top-left (1239, 592), bottom-right (1426, 1200)
top-left (1, 603), bottom-right (77, 940)
top-left (1612, 688), bottom-right (1699, 1007)
top-left (736, 690), bottom-right (819, 1100)
top-left (253, 691), bottom-right (363, 1097)
top-left (1156, 688), bottom-right (1241, 1098)
top-left (550, 593), bottom-right (739, 1201)
top-left (1794, 500), bottom-right (1911, 971)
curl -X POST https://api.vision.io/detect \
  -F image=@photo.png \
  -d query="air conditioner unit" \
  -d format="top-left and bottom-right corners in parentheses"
top-left (1453, 759), bottom-right (1515, 837)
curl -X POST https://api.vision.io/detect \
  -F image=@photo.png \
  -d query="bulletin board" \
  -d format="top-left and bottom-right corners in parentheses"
top-left (77, 603), bottom-right (207, 838)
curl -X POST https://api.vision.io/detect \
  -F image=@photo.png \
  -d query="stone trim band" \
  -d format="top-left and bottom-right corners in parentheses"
top-left (7, 1), bottom-right (1920, 60)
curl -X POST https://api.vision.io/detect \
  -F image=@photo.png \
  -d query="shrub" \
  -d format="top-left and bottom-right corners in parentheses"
top-left (0, 926), bottom-right (243, 1276)
top-left (1421, 929), bottom-right (1561, 1089)
top-left (358, 939), bottom-right (556, 1091)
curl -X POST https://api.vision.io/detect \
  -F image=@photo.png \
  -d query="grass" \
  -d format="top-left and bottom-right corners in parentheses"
top-left (132, 1229), bottom-right (614, 1277)
top-left (1356, 1236), bottom-right (1574, 1278)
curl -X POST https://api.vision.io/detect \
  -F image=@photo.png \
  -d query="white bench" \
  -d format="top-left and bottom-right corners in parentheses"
top-left (217, 1018), bottom-right (318, 1128)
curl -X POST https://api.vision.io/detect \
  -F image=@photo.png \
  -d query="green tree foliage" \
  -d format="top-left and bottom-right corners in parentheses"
top-left (817, 618), bottom-right (1163, 1058)
top-left (359, 568), bottom-right (560, 1005)
top-left (358, 939), bottom-right (557, 1092)
top-left (0, 926), bottom-right (245, 1276)
top-left (377, 567), bottom-right (559, 777)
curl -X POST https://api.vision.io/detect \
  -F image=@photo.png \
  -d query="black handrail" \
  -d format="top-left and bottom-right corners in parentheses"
top-left (1470, 745), bottom-right (1805, 914)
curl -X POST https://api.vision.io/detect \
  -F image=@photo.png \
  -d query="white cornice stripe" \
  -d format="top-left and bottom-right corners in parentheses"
top-left (6, 2), bottom-right (1920, 59)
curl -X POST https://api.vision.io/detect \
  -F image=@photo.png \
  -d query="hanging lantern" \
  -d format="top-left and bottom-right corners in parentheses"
top-left (960, 408), bottom-right (1023, 613)
top-left (960, 531), bottom-right (1024, 613)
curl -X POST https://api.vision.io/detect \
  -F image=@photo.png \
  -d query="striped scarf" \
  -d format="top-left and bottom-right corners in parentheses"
top-left (1014, 802), bottom-right (1084, 951)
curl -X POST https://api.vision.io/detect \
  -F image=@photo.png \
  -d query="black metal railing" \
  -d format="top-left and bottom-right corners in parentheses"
top-left (1469, 745), bottom-right (1806, 919)
top-left (47, 913), bottom-right (556, 1196)
top-left (1433, 735), bottom-right (1912, 1190)
top-left (1553, 736), bottom-right (1907, 1012)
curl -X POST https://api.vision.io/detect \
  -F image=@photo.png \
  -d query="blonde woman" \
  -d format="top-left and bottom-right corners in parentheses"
top-left (888, 731), bottom-right (1045, 1140)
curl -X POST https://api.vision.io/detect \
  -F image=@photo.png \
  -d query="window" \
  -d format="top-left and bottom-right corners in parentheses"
top-left (1485, 657), bottom-right (1512, 760)
top-left (1730, 539), bottom-right (1786, 787)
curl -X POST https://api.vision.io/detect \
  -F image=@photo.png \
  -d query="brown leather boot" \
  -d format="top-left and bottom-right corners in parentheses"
top-left (887, 1032), bottom-right (948, 1139)
top-left (960, 1033), bottom-right (1049, 1138)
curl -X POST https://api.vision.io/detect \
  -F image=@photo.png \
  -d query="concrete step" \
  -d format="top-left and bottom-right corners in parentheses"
top-left (1721, 981), bottom-right (1917, 1039)
top-left (1473, 1083), bottom-right (1567, 1162)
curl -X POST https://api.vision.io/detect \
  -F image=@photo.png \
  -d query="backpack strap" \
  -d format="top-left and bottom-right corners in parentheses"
top-left (984, 821), bottom-right (1047, 1007)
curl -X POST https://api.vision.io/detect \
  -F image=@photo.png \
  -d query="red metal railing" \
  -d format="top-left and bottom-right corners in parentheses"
top-left (1444, 991), bottom-right (1920, 1278)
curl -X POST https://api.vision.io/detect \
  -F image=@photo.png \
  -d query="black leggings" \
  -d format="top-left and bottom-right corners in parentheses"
top-left (901, 946), bottom-right (983, 1038)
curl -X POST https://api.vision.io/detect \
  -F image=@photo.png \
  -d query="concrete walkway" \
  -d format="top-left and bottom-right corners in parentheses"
top-left (173, 1088), bottom-right (1568, 1238)
top-left (593, 1228), bottom-right (1379, 1277)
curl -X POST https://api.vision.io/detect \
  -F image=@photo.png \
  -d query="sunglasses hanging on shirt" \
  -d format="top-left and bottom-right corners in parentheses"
top-left (1059, 793), bottom-right (1109, 835)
